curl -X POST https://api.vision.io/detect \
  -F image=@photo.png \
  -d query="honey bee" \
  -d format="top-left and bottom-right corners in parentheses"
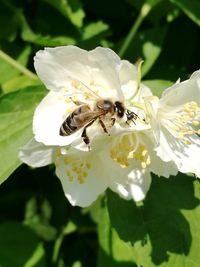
top-left (59, 81), bottom-right (138, 146)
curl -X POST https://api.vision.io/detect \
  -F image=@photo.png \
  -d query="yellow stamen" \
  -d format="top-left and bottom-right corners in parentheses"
top-left (64, 157), bottom-right (70, 164)
top-left (192, 120), bottom-right (199, 126)
top-left (71, 80), bottom-right (80, 88)
top-left (185, 140), bottom-right (192, 145)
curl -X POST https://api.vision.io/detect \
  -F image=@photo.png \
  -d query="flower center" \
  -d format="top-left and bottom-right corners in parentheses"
top-left (162, 101), bottom-right (200, 145)
top-left (110, 134), bottom-right (151, 169)
top-left (63, 156), bottom-right (91, 184)
top-left (64, 79), bottom-right (103, 102)
top-left (55, 149), bottom-right (91, 184)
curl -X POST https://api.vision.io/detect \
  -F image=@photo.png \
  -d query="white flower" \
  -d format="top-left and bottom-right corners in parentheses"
top-left (19, 132), bottom-right (178, 207)
top-left (32, 46), bottom-right (149, 148)
top-left (145, 70), bottom-right (200, 177)
top-left (19, 45), bottom-right (178, 207)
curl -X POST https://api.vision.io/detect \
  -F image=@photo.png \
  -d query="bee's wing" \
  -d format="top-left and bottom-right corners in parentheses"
top-left (71, 110), bottom-right (105, 127)
top-left (71, 79), bottom-right (102, 101)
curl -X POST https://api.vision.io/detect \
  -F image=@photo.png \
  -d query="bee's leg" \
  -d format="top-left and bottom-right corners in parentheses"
top-left (99, 119), bottom-right (109, 135)
top-left (126, 121), bottom-right (131, 126)
top-left (126, 110), bottom-right (138, 125)
top-left (111, 118), bottom-right (116, 126)
top-left (81, 119), bottom-right (96, 148)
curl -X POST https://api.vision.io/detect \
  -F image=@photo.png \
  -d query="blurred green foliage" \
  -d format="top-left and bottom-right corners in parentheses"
top-left (0, 0), bottom-right (200, 266)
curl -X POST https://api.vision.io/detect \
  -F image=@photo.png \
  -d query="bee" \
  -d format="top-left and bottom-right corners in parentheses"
top-left (59, 81), bottom-right (138, 146)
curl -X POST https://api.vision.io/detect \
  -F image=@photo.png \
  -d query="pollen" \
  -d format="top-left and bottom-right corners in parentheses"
top-left (110, 135), bottom-right (133, 168)
top-left (71, 80), bottom-right (80, 88)
top-left (62, 156), bottom-right (91, 184)
top-left (173, 125), bottom-right (180, 131)
top-left (184, 140), bottom-right (192, 145)
top-left (192, 120), bottom-right (199, 126)
top-left (66, 170), bottom-right (73, 181)
top-left (134, 145), bottom-right (151, 169)
top-left (65, 97), bottom-right (72, 103)
top-left (189, 112), bottom-right (195, 117)
top-left (110, 135), bottom-right (151, 169)
top-left (64, 157), bottom-right (70, 164)
top-left (164, 101), bottom-right (200, 146)
top-left (65, 98), bottom-right (71, 104)
top-left (77, 174), bottom-right (84, 184)
top-left (86, 162), bottom-right (91, 169)
top-left (84, 92), bottom-right (91, 100)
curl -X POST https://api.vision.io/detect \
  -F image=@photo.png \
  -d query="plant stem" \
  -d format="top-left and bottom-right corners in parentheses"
top-left (118, 3), bottom-right (152, 58)
top-left (52, 230), bottom-right (65, 263)
top-left (0, 49), bottom-right (38, 80)
top-left (52, 223), bottom-right (70, 263)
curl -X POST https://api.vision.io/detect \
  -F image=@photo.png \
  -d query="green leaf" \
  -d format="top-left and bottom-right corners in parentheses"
top-left (43, 0), bottom-right (85, 28)
top-left (98, 199), bottom-right (137, 267)
top-left (24, 197), bottom-right (57, 241)
top-left (0, 222), bottom-right (45, 267)
top-left (79, 21), bottom-right (110, 49)
top-left (81, 21), bottom-right (109, 40)
top-left (121, 26), bottom-right (167, 77)
top-left (0, 1), bottom-right (19, 41)
top-left (0, 45), bottom-right (32, 85)
top-left (170, 0), bottom-right (200, 26)
top-left (20, 14), bottom-right (76, 46)
top-left (145, 18), bottom-right (199, 81)
top-left (2, 75), bottom-right (41, 94)
top-left (143, 79), bottom-right (173, 97)
top-left (107, 174), bottom-right (200, 266)
top-left (0, 85), bottom-right (46, 184)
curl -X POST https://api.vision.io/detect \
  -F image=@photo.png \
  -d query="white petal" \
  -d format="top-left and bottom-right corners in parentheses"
top-left (88, 47), bottom-right (123, 100)
top-left (111, 183), bottom-right (132, 200)
top-left (34, 46), bottom-right (123, 100)
top-left (156, 128), bottom-right (200, 177)
top-left (99, 148), bottom-right (150, 202)
top-left (33, 90), bottom-right (83, 146)
top-left (141, 132), bottom-right (178, 178)
top-left (119, 60), bottom-right (138, 100)
top-left (150, 153), bottom-right (178, 178)
top-left (101, 154), bottom-right (133, 200)
top-left (95, 134), bottom-right (154, 202)
top-left (136, 84), bottom-right (153, 100)
top-left (119, 60), bottom-right (153, 102)
top-left (128, 169), bottom-right (152, 202)
top-left (33, 89), bottom-right (129, 150)
top-left (19, 138), bottom-right (54, 167)
top-left (34, 46), bottom-right (90, 91)
top-left (119, 60), bottom-right (138, 85)
top-left (160, 70), bottom-right (200, 107)
top-left (56, 152), bottom-right (109, 207)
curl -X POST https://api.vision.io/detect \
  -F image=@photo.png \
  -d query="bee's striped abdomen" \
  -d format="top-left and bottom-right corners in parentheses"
top-left (59, 114), bottom-right (77, 136)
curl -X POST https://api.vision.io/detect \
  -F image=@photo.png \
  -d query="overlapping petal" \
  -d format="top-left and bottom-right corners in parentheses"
top-left (19, 138), bottom-right (54, 167)
top-left (56, 152), bottom-right (109, 207)
top-left (156, 129), bottom-right (200, 177)
top-left (34, 46), bottom-right (124, 100)
top-left (19, 45), bottom-right (200, 207)
top-left (147, 70), bottom-right (200, 177)
top-left (33, 90), bottom-right (83, 146)
top-left (160, 70), bottom-right (200, 107)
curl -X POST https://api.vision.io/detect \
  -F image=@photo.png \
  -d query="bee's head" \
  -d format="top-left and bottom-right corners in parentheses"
top-left (114, 101), bottom-right (125, 118)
